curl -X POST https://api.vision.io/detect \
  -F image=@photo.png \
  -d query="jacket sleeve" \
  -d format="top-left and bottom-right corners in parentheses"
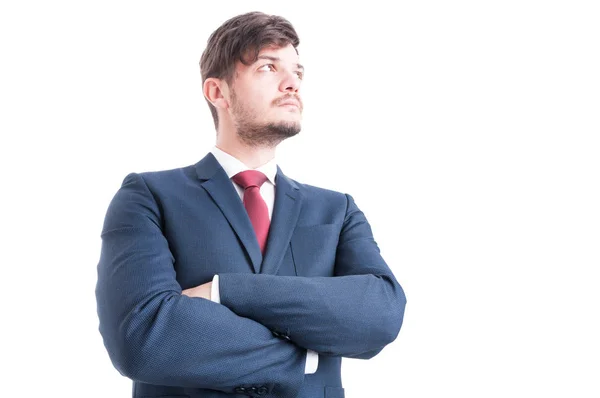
top-left (217, 193), bottom-right (407, 359)
top-left (95, 173), bottom-right (306, 398)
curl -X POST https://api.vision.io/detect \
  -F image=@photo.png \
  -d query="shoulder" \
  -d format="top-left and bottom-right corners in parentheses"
top-left (122, 163), bottom-right (197, 189)
top-left (283, 175), bottom-right (355, 213)
top-left (287, 175), bottom-right (346, 198)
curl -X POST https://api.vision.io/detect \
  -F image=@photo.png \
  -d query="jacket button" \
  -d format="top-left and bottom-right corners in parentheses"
top-left (234, 387), bottom-right (246, 393)
top-left (257, 386), bottom-right (268, 395)
top-left (272, 330), bottom-right (291, 340)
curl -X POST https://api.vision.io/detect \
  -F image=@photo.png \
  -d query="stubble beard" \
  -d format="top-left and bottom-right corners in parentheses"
top-left (231, 89), bottom-right (301, 148)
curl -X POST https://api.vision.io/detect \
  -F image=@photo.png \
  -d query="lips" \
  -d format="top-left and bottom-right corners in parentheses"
top-left (279, 101), bottom-right (300, 108)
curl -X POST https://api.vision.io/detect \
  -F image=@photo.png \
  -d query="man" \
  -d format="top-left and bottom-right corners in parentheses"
top-left (96, 11), bottom-right (406, 398)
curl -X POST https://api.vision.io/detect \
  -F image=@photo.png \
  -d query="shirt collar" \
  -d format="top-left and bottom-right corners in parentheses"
top-left (210, 145), bottom-right (277, 186)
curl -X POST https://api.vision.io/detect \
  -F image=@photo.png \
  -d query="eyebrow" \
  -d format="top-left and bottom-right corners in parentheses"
top-left (256, 55), bottom-right (304, 71)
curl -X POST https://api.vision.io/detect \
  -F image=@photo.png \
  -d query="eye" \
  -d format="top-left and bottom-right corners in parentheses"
top-left (259, 64), bottom-right (276, 72)
top-left (259, 64), bottom-right (303, 80)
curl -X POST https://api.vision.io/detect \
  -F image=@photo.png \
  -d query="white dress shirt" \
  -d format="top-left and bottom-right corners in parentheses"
top-left (208, 145), bottom-right (319, 374)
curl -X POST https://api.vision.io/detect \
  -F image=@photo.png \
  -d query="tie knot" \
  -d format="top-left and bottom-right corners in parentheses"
top-left (232, 170), bottom-right (268, 190)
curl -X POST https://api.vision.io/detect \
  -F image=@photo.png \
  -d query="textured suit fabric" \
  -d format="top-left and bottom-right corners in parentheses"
top-left (210, 146), bottom-right (318, 375)
top-left (95, 152), bottom-right (407, 398)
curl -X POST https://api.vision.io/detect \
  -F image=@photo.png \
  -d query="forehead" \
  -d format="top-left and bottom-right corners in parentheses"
top-left (239, 43), bottom-right (301, 70)
top-left (258, 43), bottom-right (299, 61)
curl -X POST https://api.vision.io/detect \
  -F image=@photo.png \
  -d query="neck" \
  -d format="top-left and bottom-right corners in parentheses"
top-left (215, 135), bottom-right (276, 169)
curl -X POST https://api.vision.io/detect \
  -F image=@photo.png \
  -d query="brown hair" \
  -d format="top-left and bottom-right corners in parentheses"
top-left (199, 11), bottom-right (300, 130)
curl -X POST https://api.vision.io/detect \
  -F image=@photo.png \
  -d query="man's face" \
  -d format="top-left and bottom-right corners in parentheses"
top-left (227, 43), bottom-right (304, 147)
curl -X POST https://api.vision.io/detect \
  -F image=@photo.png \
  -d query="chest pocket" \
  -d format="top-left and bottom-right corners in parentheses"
top-left (290, 224), bottom-right (340, 277)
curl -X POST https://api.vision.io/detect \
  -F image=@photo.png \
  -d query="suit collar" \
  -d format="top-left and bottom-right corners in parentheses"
top-left (210, 145), bottom-right (278, 186)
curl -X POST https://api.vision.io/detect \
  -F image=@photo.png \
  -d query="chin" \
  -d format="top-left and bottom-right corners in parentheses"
top-left (278, 115), bottom-right (302, 125)
top-left (279, 119), bottom-right (301, 127)
top-left (270, 114), bottom-right (301, 123)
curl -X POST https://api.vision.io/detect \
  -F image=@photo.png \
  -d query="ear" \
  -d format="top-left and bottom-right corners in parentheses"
top-left (203, 78), bottom-right (230, 110)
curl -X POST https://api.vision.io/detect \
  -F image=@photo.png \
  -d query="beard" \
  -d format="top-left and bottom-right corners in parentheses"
top-left (230, 88), bottom-right (301, 148)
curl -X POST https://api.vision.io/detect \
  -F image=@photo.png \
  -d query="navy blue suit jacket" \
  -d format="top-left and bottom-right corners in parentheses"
top-left (95, 152), bottom-right (407, 398)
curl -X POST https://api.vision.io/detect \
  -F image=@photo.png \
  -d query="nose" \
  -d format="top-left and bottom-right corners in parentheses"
top-left (280, 69), bottom-right (301, 93)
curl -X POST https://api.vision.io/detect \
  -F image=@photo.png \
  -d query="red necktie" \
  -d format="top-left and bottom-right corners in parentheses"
top-left (232, 170), bottom-right (271, 254)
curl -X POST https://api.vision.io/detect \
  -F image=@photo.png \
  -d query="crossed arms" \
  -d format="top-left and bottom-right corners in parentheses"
top-left (95, 172), bottom-right (406, 397)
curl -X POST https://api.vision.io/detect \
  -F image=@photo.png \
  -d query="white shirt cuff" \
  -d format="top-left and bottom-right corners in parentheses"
top-left (210, 274), bottom-right (220, 304)
top-left (305, 349), bottom-right (319, 374)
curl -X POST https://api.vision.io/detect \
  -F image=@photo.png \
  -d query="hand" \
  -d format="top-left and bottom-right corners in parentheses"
top-left (182, 280), bottom-right (212, 300)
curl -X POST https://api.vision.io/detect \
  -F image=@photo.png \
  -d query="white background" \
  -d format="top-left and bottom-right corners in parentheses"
top-left (1, 1), bottom-right (599, 397)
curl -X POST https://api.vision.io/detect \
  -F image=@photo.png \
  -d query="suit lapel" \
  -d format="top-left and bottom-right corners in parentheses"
top-left (260, 165), bottom-right (302, 275)
top-left (194, 152), bottom-right (303, 275)
top-left (195, 152), bottom-right (263, 274)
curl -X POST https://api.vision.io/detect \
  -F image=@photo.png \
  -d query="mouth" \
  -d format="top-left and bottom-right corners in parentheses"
top-left (279, 98), bottom-right (301, 107)
top-left (279, 101), bottom-right (301, 111)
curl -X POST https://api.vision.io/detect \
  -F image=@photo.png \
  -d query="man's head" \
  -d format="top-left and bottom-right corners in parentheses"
top-left (200, 11), bottom-right (304, 148)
